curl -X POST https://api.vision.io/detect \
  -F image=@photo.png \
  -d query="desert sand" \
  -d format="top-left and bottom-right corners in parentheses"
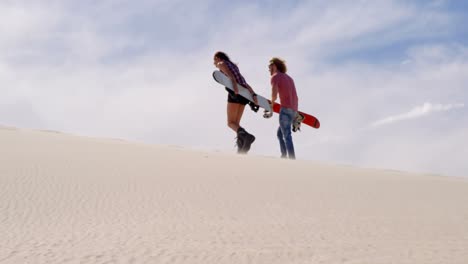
top-left (1, 126), bottom-right (467, 264)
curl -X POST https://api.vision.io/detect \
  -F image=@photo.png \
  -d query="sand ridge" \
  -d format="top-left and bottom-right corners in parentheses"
top-left (1, 127), bottom-right (468, 263)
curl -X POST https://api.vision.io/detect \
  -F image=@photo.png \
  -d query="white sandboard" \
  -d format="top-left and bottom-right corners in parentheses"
top-left (213, 70), bottom-right (272, 112)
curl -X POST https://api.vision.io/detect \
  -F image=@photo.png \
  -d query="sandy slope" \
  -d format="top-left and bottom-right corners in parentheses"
top-left (1, 126), bottom-right (467, 264)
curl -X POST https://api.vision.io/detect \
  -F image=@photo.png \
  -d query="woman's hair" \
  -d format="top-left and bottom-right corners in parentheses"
top-left (269, 57), bottom-right (287, 73)
top-left (214, 51), bottom-right (231, 62)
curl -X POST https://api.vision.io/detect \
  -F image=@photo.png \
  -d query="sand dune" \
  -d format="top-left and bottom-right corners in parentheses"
top-left (1, 126), bottom-right (467, 263)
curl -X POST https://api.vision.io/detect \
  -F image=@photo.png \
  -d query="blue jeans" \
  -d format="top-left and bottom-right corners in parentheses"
top-left (277, 107), bottom-right (296, 159)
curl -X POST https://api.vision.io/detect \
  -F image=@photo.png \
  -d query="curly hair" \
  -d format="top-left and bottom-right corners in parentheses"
top-left (269, 57), bottom-right (287, 73)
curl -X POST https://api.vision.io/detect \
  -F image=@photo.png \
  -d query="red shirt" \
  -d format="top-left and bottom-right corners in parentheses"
top-left (271, 72), bottom-right (298, 111)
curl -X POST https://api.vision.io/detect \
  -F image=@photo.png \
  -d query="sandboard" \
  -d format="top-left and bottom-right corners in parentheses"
top-left (213, 70), bottom-right (320, 129)
top-left (213, 70), bottom-right (272, 112)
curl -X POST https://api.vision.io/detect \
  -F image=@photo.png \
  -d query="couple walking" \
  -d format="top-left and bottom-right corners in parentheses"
top-left (213, 51), bottom-right (298, 159)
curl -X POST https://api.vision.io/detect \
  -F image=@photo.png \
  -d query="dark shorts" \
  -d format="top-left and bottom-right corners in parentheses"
top-left (226, 87), bottom-right (249, 105)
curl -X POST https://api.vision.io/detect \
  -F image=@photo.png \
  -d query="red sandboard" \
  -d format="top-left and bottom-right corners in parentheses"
top-left (273, 103), bottom-right (320, 129)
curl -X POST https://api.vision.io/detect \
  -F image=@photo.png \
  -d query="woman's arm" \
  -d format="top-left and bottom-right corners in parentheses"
top-left (245, 84), bottom-right (258, 104)
top-left (217, 62), bottom-right (239, 94)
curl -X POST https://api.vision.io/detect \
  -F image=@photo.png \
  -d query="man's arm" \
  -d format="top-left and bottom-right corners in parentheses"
top-left (270, 82), bottom-right (278, 108)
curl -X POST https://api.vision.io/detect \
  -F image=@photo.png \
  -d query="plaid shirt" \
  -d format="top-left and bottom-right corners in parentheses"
top-left (224, 60), bottom-right (248, 87)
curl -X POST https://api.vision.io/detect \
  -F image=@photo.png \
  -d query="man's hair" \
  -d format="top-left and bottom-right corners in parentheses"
top-left (269, 57), bottom-right (287, 73)
top-left (214, 51), bottom-right (231, 62)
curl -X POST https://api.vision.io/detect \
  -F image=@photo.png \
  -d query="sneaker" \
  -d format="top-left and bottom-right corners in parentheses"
top-left (236, 136), bottom-right (245, 154)
top-left (236, 127), bottom-right (255, 154)
top-left (239, 131), bottom-right (255, 153)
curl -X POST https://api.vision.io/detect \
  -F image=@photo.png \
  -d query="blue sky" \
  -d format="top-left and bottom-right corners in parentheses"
top-left (1, 0), bottom-right (467, 177)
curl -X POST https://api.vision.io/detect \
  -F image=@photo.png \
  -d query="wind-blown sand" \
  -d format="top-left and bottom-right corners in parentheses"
top-left (1, 126), bottom-right (467, 264)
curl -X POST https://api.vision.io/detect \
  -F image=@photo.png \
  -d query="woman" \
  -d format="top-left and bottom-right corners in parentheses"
top-left (213, 51), bottom-right (257, 153)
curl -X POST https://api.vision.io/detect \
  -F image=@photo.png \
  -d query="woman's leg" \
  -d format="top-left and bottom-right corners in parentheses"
top-left (227, 102), bottom-right (245, 132)
top-left (227, 102), bottom-right (248, 153)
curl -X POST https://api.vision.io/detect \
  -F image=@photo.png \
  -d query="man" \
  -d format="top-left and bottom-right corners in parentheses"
top-left (269, 57), bottom-right (298, 159)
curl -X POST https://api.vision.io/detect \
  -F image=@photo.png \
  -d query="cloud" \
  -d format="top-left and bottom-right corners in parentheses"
top-left (370, 103), bottom-right (465, 127)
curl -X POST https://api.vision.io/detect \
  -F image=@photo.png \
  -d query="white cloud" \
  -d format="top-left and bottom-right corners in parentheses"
top-left (401, 59), bottom-right (412, 65)
top-left (371, 102), bottom-right (465, 127)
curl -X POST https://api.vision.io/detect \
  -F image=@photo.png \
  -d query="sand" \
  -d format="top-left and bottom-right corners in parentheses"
top-left (1, 126), bottom-right (467, 263)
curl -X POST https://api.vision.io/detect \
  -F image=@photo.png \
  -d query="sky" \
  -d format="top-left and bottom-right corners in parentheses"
top-left (1, 0), bottom-right (467, 177)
